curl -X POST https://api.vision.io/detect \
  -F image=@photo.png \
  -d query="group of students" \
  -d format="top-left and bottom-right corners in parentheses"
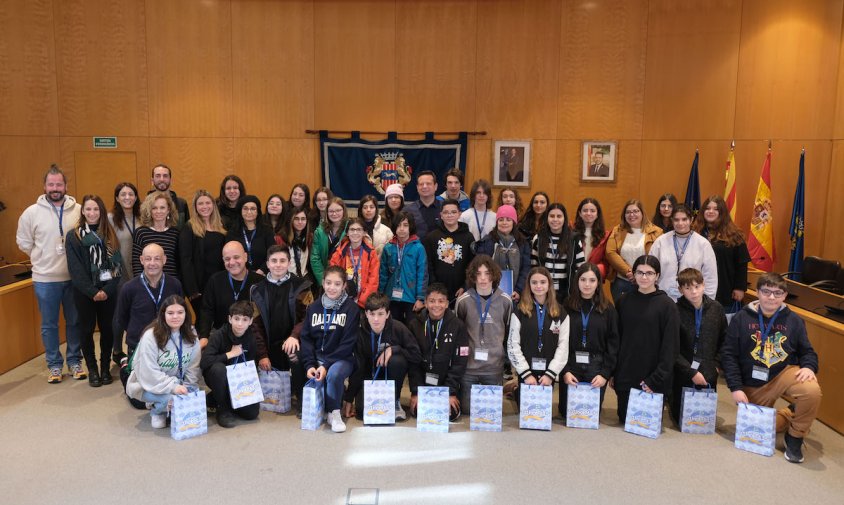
top-left (16, 164), bottom-right (822, 464)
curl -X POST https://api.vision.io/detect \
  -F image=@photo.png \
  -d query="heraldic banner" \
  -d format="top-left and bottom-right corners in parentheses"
top-left (320, 131), bottom-right (468, 206)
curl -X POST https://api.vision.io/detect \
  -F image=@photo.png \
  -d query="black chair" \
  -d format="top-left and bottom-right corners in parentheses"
top-left (801, 256), bottom-right (840, 292)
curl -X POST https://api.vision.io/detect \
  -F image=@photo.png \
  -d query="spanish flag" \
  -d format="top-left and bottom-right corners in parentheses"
top-left (724, 149), bottom-right (737, 221)
top-left (747, 151), bottom-right (775, 271)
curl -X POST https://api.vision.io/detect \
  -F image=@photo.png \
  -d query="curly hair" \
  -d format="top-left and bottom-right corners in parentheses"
top-left (139, 191), bottom-right (179, 228)
top-left (465, 254), bottom-right (502, 290)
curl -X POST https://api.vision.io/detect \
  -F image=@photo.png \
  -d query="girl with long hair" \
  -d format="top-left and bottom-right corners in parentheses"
top-left (496, 187), bottom-right (524, 217)
top-left (605, 199), bottom-right (662, 302)
top-left (285, 206), bottom-right (314, 281)
top-left (530, 203), bottom-right (586, 303)
top-left (652, 193), bottom-right (677, 233)
top-left (310, 186), bottom-right (333, 229)
top-left (179, 189), bottom-right (227, 323)
top-left (329, 217), bottom-right (380, 308)
top-left (358, 194), bottom-right (393, 255)
top-left (263, 193), bottom-right (287, 245)
top-left (311, 196), bottom-right (348, 285)
top-left (108, 182), bottom-right (139, 281)
top-left (217, 175), bottom-right (247, 229)
top-left (694, 195), bottom-right (751, 307)
top-left (518, 191), bottom-right (549, 238)
top-left (573, 198), bottom-right (610, 279)
top-left (382, 183), bottom-right (405, 226)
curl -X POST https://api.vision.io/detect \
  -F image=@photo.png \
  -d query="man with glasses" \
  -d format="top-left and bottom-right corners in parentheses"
top-left (721, 273), bottom-right (821, 463)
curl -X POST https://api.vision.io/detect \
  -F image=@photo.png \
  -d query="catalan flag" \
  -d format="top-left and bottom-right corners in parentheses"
top-left (747, 150), bottom-right (775, 271)
top-left (724, 149), bottom-right (737, 221)
top-left (787, 151), bottom-right (805, 281)
top-left (684, 151), bottom-right (701, 217)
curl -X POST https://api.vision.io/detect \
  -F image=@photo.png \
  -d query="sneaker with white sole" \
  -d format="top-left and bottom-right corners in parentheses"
top-left (328, 409), bottom-right (346, 433)
top-left (47, 368), bottom-right (63, 384)
top-left (784, 432), bottom-right (805, 463)
top-left (69, 362), bottom-right (87, 380)
top-left (395, 401), bottom-right (407, 421)
top-left (151, 413), bottom-right (167, 429)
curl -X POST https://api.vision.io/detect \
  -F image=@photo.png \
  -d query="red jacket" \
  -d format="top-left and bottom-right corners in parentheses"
top-left (329, 237), bottom-right (380, 308)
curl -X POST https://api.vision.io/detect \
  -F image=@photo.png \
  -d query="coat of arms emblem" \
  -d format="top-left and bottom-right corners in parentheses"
top-left (366, 152), bottom-right (412, 195)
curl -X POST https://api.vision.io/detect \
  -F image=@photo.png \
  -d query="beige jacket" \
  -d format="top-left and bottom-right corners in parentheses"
top-left (604, 222), bottom-right (662, 282)
top-left (16, 195), bottom-right (81, 282)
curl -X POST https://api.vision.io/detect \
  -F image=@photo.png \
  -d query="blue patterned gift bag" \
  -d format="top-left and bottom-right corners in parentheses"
top-left (417, 386), bottom-right (450, 433)
top-left (226, 359), bottom-right (265, 409)
top-left (470, 385), bottom-right (503, 432)
top-left (734, 402), bottom-right (776, 457)
top-left (363, 378), bottom-right (396, 425)
top-left (259, 369), bottom-right (292, 413)
top-left (170, 388), bottom-right (207, 441)
top-left (680, 387), bottom-right (717, 435)
top-left (519, 384), bottom-right (553, 431)
top-left (301, 379), bottom-right (325, 431)
top-left (624, 388), bottom-right (664, 439)
top-left (566, 383), bottom-right (600, 430)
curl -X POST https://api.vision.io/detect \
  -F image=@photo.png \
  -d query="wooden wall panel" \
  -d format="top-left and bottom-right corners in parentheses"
top-left (313, 1), bottom-right (396, 131)
top-left (148, 138), bottom-right (235, 200)
top-left (58, 136), bottom-right (150, 196)
top-left (395, 1), bottom-right (477, 131)
top-left (642, 0), bottom-right (742, 140)
top-left (145, 0), bottom-right (232, 137)
top-left (231, 0), bottom-right (314, 138)
top-left (734, 0), bottom-right (843, 140)
top-left (54, 0), bottom-right (149, 137)
top-left (476, 0), bottom-right (562, 139)
top-left (0, 137), bottom-right (62, 264)
top-left (233, 138), bottom-right (319, 206)
top-left (835, 12), bottom-right (844, 141)
top-left (0, 0), bottom-right (59, 136)
top-left (823, 141), bottom-right (844, 260)
top-left (558, 0), bottom-right (648, 140)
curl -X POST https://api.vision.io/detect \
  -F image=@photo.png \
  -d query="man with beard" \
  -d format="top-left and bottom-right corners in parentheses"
top-left (149, 163), bottom-right (189, 228)
top-left (16, 164), bottom-right (83, 383)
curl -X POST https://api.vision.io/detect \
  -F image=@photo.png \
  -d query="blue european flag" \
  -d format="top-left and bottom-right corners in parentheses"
top-left (787, 152), bottom-right (805, 281)
top-left (684, 151), bottom-right (701, 217)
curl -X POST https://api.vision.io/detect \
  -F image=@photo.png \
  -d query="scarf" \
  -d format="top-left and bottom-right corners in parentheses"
top-left (321, 291), bottom-right (349, 310)
top-left (79, 223), bottom-right (105, 269)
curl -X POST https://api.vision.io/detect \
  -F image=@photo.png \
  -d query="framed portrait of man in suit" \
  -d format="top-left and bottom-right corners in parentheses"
top-left (581, 141), bottom-right (617, 182)
top-left (493, 140), bottom-right (530, 187)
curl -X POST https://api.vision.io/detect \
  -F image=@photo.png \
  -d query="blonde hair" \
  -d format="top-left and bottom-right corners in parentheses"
top-left (139, 191), bottom-right (178, 228)
top-left (188, 189), bottom-right (226, 237)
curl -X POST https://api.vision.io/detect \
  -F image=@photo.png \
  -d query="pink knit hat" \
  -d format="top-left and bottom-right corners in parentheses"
top-left (496, 204), bottom-right (518, 222)
top-left (384, 184), bottom-right (404, 199)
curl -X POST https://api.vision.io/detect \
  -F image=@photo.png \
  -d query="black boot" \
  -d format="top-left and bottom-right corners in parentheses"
top-left (88, 366), bottom-right (101, 388)
top-left (100, 360), bottom-right (113, 385)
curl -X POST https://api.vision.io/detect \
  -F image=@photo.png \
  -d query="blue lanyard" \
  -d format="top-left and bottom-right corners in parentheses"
top-left (141, 274), bottom-right (165, 309)
top-left (498, 240), bottom-right (514, 270)
top-left (757, 307), bottom-right (782, 363)
top-left (370, 330), bottom-right (383, 371)
top-left (396, 242), bottom-right (405, 269)
top-left (474, 293), bottom-right (493, 343)
top-left (549, 235), bottom-right (559, 259)
top-left (169, 334), bottom-right (184, 381)
top-left (243, 228), bottom-right (257, 266)
top-left (52, 202), bottom-right (65, 238)
top-left (693, 305), bottom-right (703, 356)
top-left (228, 273), bottom-right (246, 301)
top-left (535, 302), bottom-right (545, 352)
top-left (673, 234), bottom-right (691, 269)
top-left (123, 215), bottom-right (136, 235)
top-left (474, 209), bottom-right (489, 240)
top-left (321, 306), bottom-right (338, 351)
top-left (580, 304), bottom-right (594, 348)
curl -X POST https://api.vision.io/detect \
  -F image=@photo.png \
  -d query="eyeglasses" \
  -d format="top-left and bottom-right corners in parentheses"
top-left (634, 270), bottom-right (656, 278)
top-left (328, 208), bottom-right (344, 214)
top-left (242, 207), bottom-right (258, 213)
top-left (347, 227), bottom-right (364, 233)
top-left (759, 288), bottom-right (785, 298)
top-left (625, 209), bottom-right (641, 215)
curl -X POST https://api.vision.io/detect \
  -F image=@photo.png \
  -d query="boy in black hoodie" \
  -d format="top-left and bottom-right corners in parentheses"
top-left (407, 283), bottom-right (470, 420)
top-left (721, 272), bottom-right (821, 463)
top-left (423, 199), bottom-right (475, 303)
top-left (200, 301), bottom-right (262, 428)
top-left (343, 292), bottom-right (421, 421)
top-left (670, 268), bottom-right (726, 426)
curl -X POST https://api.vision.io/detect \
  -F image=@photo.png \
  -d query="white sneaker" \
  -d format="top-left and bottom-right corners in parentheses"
top-left (395, 401), bottom-right (407, 421)
top-left (328, 409), bottom-right (346, 433)
top-left (151, 413), bottom-right (167, 429)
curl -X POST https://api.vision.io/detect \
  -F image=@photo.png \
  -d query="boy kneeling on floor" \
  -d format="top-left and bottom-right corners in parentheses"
top-left (721, 272), bottom-right (822, 463)
top-left (200, 300), bottom-right (261, 428)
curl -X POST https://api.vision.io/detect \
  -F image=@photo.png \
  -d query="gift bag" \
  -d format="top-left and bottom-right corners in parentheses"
top-left (470, 385), bottom-right (503, 432)
top-left (499, 270), bottom-right (514, 298)
top-left (226, 359), bottom-right (265, 409)
top-left (259, 369), bottom-right (292, 413)
top-left (566, 383), bottom-right (600, 430)
top-left (300, 379), bottom-right (325, 431)
top-left (725, 301), bottom-right (742, 325)
top-left (734, 403), bottom-right (776, 457)
top-left (624, 388), bottom-right (664, 439)
top-left (519, 384), bottom-right (552, 431)
top-left (417, 386), bottom-right (450, 433)
top-left (680, 387), bottom-right (717, 435)
top-left (363, 376), bottom-right (396, 425)
top-left (171, 388), bottom-right (208, 441)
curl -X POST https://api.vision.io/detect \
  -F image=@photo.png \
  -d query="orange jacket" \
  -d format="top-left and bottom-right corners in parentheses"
top-left (604, 223), bottom-right (663, 282)
top-left (329, 237), bottom-right (381, 308)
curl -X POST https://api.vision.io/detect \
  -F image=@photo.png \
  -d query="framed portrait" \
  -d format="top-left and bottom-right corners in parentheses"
top-left (493, 140), bottom-right (531, 187)
top-left (581, 141), bottom-right (617, 182)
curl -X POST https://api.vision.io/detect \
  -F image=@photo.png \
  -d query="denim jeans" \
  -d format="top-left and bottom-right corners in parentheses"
top-left (141, 391), bottom-right (172, 415)
top-left (323, 359), bottom-right (354, 412)
top-left (460, 372), bottom-right (503, 415)
top-left (33, 280), bottom-right (81, 369)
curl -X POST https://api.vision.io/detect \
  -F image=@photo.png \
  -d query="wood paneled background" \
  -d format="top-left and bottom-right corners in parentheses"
top-left (1, 0), bottom-right (843, 271)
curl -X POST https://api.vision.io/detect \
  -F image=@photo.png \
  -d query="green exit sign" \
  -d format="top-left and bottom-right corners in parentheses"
top-left (93, 137), bottom-right (117, 148)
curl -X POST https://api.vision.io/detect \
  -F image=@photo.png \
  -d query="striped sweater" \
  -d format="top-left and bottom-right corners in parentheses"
top-left (530, 234), bottom-right (586, 300)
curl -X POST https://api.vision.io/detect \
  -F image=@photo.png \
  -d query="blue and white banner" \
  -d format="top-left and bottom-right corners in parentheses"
top-left (320, 131), bottom-right (468, 206)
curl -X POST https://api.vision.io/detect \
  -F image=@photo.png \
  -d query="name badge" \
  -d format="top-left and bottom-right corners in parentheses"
top-left (531, 358), bottom-right (547, 371)
top-left (99, 270), bottom-right (113, 282)
top-left (690, 359), bottom-right (700, 370)
top-left (55, 237), bottom-right (65, 255)
top-left (425, 373), bottom-right (439, 385)
top-left (391, 288), bottom-right (403, 299)
top-left (575, 351), bottom-right (590, 364)
top-left (474, 349), bottom-right (489, 361)
top-left (751, 366), bottom-right (769, 382)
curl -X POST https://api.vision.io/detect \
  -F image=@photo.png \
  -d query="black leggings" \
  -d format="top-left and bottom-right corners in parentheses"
top-left (73, 289), bottom-right (115, 370)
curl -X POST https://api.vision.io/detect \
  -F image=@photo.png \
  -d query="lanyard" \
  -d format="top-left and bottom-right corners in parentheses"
top-left (535, 302), bottom-right (545, 352)
top-left (292, 245), bottom-right (302, 276)
top-left (348, 245), bottom-right (364, 277)
top-left (321, 306), bottom-right (338, 352)
top-left (474, 209), bottom-right (489, 240)
top-left (549, 235), bottom-right (559, 259)
top-left (673, 234), bottom-right (691, 270)
top-left (141, 273), bottom-right (165, 309)
top-left (169, 334), bottom-right (184, 381)
top-left (123, 214), bottom-right (136, 235)
top-left (498, 240), bottom-right (513, 270)
top-left (228, 273), bottom-right (246, 301)
top-left (693, 305), bottom-right (703, 355)
top-left (396, 242), bottom-right (405, 269)
top-left (243, 228), bottom-right (257, 266)
top-left (370, 330), bottom-right (383, 371)
top-left (757, 307), bottom-right (782, 364)
top-left (580, 304), bottom-right (594, 348)
top-left (474, 293), bottom-right (493, 344)
top-left (425, 318), bottom-right (443, 370)
top-left (52, 202), bottom-right (65, 238)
